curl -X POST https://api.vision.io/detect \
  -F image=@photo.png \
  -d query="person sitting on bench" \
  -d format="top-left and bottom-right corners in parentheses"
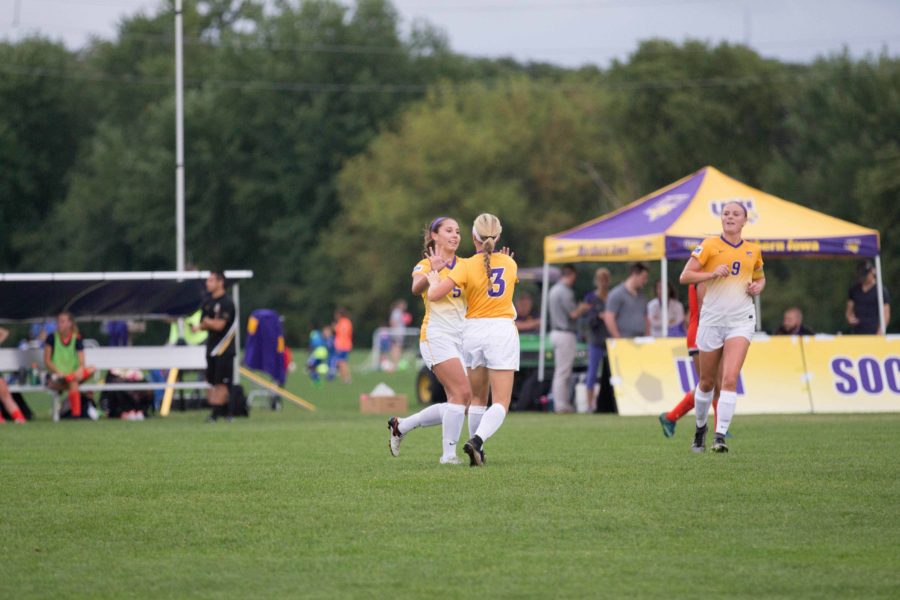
top-left (44, 312), bottom-right (95, 419)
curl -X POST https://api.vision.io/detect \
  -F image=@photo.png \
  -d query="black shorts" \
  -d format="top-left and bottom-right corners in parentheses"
top-left (206, 355), bottom-right (234, 387)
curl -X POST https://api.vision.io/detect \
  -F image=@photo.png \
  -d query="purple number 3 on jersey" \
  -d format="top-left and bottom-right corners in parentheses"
top-left (489, 268), bottom-right (506, 297)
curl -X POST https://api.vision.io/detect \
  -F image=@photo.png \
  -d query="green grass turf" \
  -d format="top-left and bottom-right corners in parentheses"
top-left (2, 353), bottom-right (899, 599)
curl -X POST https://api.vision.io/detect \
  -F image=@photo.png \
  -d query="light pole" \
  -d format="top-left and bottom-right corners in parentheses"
top-left (175, 0), bottom-right (185, 273)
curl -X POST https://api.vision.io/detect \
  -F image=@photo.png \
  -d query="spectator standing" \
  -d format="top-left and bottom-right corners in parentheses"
top-left (548, 265), bottom-right (590, 413)
top-left (846, 261), bottom-right (891, 334)
top-left (603, 263), bottom-right (650, 339)
top-left (334, 308), bottom-right (353, 384)
top-left (647, 280), bottom-right (686, 337)
top-left (514, 292), bottom-right (541, 333)
top-left (388, 299), bottom-right (410, 370)
top-left (581, 268), bottom-right (611, 413)
top-left (192, 271), bottom-right (236, 422)
top-left (44, 311), bottom-right (97, 420)
top-left (774, 307), bottom-right (814, 335)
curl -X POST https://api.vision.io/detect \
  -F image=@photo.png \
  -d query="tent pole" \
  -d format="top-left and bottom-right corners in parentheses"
top-left (660, 259), bottom-right (668, 338)
top-left (754, 295), bottom-right (762, 332)
top-left (538, 261), bottom-right (550, 382)
top-left (875, 254), bottom-right (885, 335)
top-left (234, 282), bottom-right (241, 385)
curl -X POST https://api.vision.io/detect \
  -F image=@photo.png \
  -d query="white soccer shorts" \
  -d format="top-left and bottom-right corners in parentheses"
top-left (696, 320), bottom-right (756, 352)
top-left (419, 328), bottom-right (465, 370)
top-left (462, 318), bottom-right (520, 371)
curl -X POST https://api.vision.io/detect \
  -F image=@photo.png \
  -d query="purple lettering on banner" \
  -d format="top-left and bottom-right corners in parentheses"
top-left (674, 357), bottom-right (744, 395)
top-left (885, 358), bottom-right (900, 394)
top-left (676, 359), bottom-right (690, 393)
top-left (858, 357), bottom-right (884, 394)
top-left (831, 357), bottom-right (857, 395)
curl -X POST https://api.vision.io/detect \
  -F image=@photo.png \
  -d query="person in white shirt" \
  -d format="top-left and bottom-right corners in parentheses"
top-left (646, 280), bottom-right (686, 337)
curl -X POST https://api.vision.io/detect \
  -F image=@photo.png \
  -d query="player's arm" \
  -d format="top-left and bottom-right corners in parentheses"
top-left (411, 274), bottom-right (429, 296)
top-left (883, 303), bottom-right (890, 334)
top-left (748, 276), bottom-right (766, 296)
top-left (77, 349), bottom-right (86, 369)
top-left (426, 271), bottom-right (457, 302)
top-left (0, 327), bottom-right (8, 345)
top-left (43, 343), bottom-right (60, 376)
top-left (679, 257), bottom-right (728, 284)
top-left (747, 254), bottom-right (766, 296)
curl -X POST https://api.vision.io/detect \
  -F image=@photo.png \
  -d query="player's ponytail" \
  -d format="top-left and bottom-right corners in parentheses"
top-left (472, 213), bottom-right (502, 280)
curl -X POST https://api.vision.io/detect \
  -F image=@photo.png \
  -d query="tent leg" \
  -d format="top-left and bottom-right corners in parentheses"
top-left (754, 295), bottom-right (762, 332)
top-left (538, 262), bottom-right (550, 382)
top-left (660, 259), bottom-right (668, 338)
top-left (876, 254), bottom-right (885, 335)
top-left (234, 282), bottom-right (241, 385)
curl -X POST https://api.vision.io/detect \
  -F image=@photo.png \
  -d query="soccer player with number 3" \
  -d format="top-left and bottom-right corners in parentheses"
top-left (428, 213), bottom-right (519, 466)
top-left (679, 201), bottom-right (765, 453)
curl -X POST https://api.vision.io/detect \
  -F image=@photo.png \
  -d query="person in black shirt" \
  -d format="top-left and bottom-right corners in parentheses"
top-left (192, 270), bottom-right (237, 421)
top-left (846, 261), bottom-right (891, 334)
top-left (774, 307), bottom-right (814, 335)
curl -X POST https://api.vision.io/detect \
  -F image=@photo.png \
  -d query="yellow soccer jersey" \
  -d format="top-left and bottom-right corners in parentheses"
top-left (691, 236), bottom-right (764, 326)
top-left (447, 252), bottom-right (518, 319)
top-left (412, 258), bottom-right (466, 341)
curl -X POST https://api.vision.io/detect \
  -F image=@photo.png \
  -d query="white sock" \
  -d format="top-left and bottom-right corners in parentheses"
top-left (468, 405), bottom-right (487, 438)
top-left (398, 403), bottom-right (445, 435)
top-left (442, 403), bottom-right (466, 458)
top-left (694, 387), bottom-right (714, 428)
top-left (474, 404), bottom-right (506, 443)
top-left (715, 391), bottom-right (737, 436)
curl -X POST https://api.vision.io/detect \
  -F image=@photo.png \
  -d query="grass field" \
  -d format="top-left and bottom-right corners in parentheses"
top-left (2, 353), bottom-right (899, 599)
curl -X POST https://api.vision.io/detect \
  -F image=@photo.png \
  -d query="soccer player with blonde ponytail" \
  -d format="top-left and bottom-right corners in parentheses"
top-left (427, 213), bottom-right (519, 466)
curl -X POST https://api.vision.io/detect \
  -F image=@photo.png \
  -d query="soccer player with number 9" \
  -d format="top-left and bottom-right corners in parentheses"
top-left (679, 201), bottom-right (765, 453)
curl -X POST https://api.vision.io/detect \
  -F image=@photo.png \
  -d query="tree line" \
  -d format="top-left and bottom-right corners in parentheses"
top-left (1, 0), bottom-right (897, 342)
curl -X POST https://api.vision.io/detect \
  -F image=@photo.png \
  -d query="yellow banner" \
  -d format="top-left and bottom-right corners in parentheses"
top-left (608, 336), bottom-right (811, 416)
top-left (544, 235), bottom-right (664, 264)
top-left (802, 335), bottom-right (900, 413)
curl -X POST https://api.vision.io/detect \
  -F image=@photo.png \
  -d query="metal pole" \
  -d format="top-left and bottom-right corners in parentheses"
top-left (754, 295), bottom-right (762, 332)
top-left (538, 261), bottom-right (550, 382)
top-left (175, 0), bottom-right (185, 273)
top-left (875, 254), bottom-right (886, 335)
top-left (233, 282), bottom-right (241, 384)
top-left (660, 259), bottom-right (668, 338)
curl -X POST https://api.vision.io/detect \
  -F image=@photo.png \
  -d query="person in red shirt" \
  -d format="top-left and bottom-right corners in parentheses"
top-left (658, 284), bottom-right (721, 437)
top-left (333, 308), bottom-right (353, 384)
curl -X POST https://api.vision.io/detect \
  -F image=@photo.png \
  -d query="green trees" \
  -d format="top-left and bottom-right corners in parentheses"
top-left (326, 78), bottom-right (625, 326)
top-left (0, 2), bottom-right (897, 340)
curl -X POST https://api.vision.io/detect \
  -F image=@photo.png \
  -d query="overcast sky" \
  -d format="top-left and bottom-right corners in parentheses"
top-left (1, 0), bottom-right (898, 68)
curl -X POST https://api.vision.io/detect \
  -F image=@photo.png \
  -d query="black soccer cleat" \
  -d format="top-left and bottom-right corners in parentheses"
top-left (691, 424), bottom-right (707, 453)
top-left (711, 434), bottom-right (729, 453)
top-left (463, 435), bottom-right (484, 467)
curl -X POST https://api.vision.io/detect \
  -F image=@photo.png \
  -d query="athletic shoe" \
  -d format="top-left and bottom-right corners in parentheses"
top-left (463, 435), bottom-right (484, 467)
top-left (658, 413), bottom-right (676, 438)
top-left (439, 455), bottom-right (462, 465)
top-left (691, 425), bottom-right (707, 453)
top-left (387, 416), bottom-right (404, 457)
top-left (87, 404), bottom-right (99, 421)
top-left (711, 435), bottom-right (729, 453)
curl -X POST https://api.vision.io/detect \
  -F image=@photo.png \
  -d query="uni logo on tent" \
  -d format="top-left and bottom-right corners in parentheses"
top-left (843, 239), bottom-right (861, 254)
top-left (643, 193), bottom-right (691, 221)
top-left (709, 198), bottom-right (760, 224)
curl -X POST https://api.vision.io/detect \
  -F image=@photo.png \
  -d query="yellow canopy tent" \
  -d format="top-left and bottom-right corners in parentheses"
top-left (538, 166), bottom-right (883, 379)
